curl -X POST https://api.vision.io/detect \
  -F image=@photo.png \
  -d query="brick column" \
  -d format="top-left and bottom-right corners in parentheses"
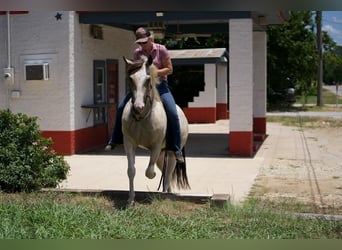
top-left (216, 63), bottom-right (228, 119)
top-left (253, 31), bottom-right (267, 137)
top-left (229, 19), bottom-right (253, 156)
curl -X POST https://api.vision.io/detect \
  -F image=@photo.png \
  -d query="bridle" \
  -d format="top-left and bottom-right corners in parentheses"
top-left (129, 61), bottom-right (155, 121)
top-left (131, 89), bottom-right (153, 121)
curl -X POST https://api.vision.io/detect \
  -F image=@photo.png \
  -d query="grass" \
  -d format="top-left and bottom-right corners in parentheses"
top-left (268, 88), bottom-right (342, 112)
top-left (0, 192), bottom-right (341, 239)
top-left (267, 115), bottom-right (342, 128)
top-left (297, 88), bottom-right (342, 105)
top-left (1, 88), bottom-right (341, 240)
top-left (267, 87), bottom-right (342, 128)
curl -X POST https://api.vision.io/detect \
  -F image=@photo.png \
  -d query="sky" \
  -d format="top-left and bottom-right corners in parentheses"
top-left (323, 11), bottom-right (342, 46)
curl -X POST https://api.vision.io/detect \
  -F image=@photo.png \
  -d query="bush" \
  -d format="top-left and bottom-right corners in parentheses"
top-left (0, 109), bottom-right (70, 192)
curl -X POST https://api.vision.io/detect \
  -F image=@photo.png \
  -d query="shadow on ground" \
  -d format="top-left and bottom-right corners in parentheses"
top-left (81, 133), bottom-right (230, 158)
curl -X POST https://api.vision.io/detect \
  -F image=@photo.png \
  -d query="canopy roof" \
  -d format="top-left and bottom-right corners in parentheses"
top-left (79, 10), bottom-right (288, 36)
top-left (169, 48), bottom-right (228, 65)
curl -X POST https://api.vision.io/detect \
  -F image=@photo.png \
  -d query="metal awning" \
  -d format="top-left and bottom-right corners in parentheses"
top-left (169, 48), bottom-right (228, 65)
top-left (78, 10), bottom-right (288, 36)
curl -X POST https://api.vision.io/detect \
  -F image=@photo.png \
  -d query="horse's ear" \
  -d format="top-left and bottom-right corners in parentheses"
top-left (123, 56), bottom-right (133, 65)
top-left (147, 55), bottom-right (153, 66)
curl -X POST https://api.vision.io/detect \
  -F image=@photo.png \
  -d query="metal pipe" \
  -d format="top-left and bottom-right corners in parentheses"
top-left (6, 11), bottom-right (11, 68)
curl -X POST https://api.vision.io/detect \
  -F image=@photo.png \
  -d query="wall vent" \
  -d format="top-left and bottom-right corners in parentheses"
top-left (25, 63), bottom-right (49, 81)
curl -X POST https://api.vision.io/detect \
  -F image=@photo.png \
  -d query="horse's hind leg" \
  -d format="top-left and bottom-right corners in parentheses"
top-left (162, 151), bottom-right (176, 193)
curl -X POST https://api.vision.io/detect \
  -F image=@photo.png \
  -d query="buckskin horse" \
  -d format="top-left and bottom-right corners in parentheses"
top-left (121, 56), bottom-right (190, 205)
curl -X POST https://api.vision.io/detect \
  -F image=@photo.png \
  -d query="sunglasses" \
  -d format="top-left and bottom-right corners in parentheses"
top-left (138, 41), bottom-right (148, 45)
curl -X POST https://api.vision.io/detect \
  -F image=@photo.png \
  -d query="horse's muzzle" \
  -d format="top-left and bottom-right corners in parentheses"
top-left (134, 101), bottom-right (145, 113)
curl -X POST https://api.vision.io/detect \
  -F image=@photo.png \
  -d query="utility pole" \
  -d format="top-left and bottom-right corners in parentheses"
top-left (316, 11), bottom-right (323, 106)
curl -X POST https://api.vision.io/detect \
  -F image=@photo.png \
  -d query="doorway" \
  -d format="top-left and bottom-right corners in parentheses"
top-left (106, 59), bottom-right (119, 139)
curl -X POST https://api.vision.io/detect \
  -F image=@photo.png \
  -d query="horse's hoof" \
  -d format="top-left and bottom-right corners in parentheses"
top-left (127, 200), bottom-right (135, 207)
top-left (145, 171), bottom-right (156, 179)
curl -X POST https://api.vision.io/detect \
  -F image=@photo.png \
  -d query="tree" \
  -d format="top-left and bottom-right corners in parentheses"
top-left (267, 11), bottom-right (318, 102)
top-left (316, 11), bottom-right (323, 106)
top-left (323, 39), bottom-right (342, 85)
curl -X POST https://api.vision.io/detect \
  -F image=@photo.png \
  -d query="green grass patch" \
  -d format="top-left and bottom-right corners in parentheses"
top-left (0, 192), bottom-right (341, 239)
top-left (297, 88), bottom-right (342, 105)
top-left (267, 116), bottom-right (342, 128)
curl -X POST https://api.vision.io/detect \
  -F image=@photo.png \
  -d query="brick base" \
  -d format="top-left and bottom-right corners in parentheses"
top-left (229, 131), bottom-right (253, 157)
top-left (216, 103), bottom-right (228, 120)
top-left (183, 107), bottom-right (216, 123)
top-left (253, 117), bottom-right (266, 134)
top-left (42, 124), bottom-right (107, 155)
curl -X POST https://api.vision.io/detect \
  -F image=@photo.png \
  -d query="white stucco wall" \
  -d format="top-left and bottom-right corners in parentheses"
top-left (229, 19), bottom-right (253, 132)
top-left (216, 63), bottom-right (227, 104)
top-left (0, 11), bottom-right (74, 130)
top-left (0, 11), bottom-right (77, 130)
top-left (189, 63), bottom-right (216, 107)
top-left (0, 11), bottom-right (136, 131)
top-left (253, 31), bottom-right (267, 118)
top-left (73, 13), bottom-right (136, 130)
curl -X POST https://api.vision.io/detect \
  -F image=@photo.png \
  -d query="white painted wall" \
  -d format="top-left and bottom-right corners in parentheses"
top-left (0, 11), bottom-right (71, 130)
top-left (0, 11), bottom-right (136, 131)
top-left (229, 19), bottom-right (253, 132)
top-left (253, 31), bottom-right (267, 118)
top-left (189, 63), bottom-right (216, 107)
top-left (72, 13), bottom-right (136, 130)
top-left (216, 63), bottom-right (227, 104)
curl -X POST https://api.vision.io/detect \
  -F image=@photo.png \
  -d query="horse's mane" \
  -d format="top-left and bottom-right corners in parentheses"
top-left (147, 61), bottom-right (161, 102)
top-left (148, 63), bottom-right (160, 86)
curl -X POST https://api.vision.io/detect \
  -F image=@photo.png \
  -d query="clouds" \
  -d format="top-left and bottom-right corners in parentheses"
top-left (323, 11), bottom-right (342, 45)
top-left (332, 16), bottom-right (342, 24)
top-left (323, 24), bottom-right (342, 44)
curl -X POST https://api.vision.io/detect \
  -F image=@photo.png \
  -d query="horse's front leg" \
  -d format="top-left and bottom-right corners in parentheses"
top-left (124, 139), bottom-right (137, 205)
top-left (145, 145), bottom-right (162, 179)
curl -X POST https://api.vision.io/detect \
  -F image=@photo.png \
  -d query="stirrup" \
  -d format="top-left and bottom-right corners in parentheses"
top-left (175, 151), bottom-right (184, 163)
top-left (104, 143), bottom-right (116, 151)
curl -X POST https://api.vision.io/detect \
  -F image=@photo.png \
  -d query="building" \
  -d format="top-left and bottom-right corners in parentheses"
top-left (0, 11), bottom-right (136, 154)
top-left (1, 10), bottom-right (287, 156)
top-left (169, 48), bottom-right (228, 123)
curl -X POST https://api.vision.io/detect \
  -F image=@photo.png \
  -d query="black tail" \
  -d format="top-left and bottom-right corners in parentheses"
top-left (173, 147), bottom-right (190, 190)
top-left (157, 151), bottom-right (167, 191)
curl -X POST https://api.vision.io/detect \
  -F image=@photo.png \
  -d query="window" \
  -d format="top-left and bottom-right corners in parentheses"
top-left (93, 61), bottom-right (106, 125)
top-left (95, 67), bottom-right (105, 103)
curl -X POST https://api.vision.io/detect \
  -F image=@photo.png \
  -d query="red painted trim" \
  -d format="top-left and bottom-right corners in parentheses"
top-left (183, 107), bottom-right (216, 123)
top-left (75, 125), bottom-right (108, 153)
top-left (216, 103), bottom-right (228, 120)
top-left (41, 124), bottom-right (108, 155)
top-left (229, 131), bottom-right (253, 157)
top-left (41, 131), bottom-right (75, 155)
top-left (253, 117), bottom-right (266, 134)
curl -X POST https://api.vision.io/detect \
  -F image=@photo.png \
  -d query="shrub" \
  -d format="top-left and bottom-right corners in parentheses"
top-left (0, 109), bottom-right (70, 192)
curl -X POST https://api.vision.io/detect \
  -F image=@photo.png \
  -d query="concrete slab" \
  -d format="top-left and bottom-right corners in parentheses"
top-left (59, 120), bottom-right (264, 204)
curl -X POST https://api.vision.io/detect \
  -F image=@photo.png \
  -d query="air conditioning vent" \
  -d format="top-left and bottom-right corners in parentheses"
top-left (25, 63), bottom-right (49, 81)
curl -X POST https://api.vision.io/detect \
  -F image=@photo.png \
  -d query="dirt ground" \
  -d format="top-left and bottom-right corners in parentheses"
top-left (251, 121), bottom-right (342, 214)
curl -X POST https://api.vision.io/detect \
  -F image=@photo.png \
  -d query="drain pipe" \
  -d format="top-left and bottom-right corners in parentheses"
top-left (6, 11), bottom-right (11, 68)
top-left (3, 12), bottom-right (14, 83)
top-left (3, 11), bottom-right (15, 109)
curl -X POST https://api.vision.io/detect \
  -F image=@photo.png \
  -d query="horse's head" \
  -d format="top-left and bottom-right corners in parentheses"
top-left (123, 56), bottom-right (160, 117)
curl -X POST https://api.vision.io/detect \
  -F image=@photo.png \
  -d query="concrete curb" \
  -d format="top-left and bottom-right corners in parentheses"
top-left (43, 188), bottom-right (230, 207)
